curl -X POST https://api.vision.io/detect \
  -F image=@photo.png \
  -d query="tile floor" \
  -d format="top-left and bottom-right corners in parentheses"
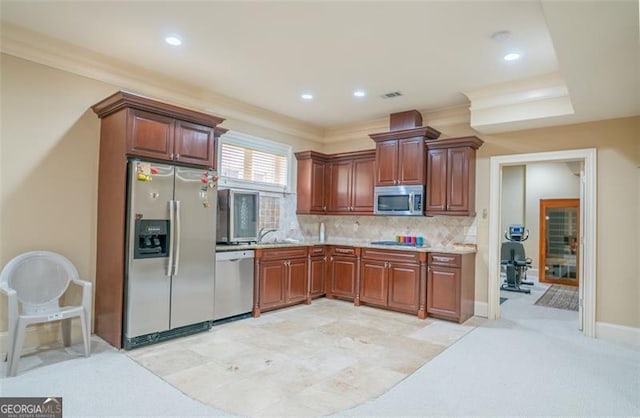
top-left (126, 298), bottom-right (481, 417)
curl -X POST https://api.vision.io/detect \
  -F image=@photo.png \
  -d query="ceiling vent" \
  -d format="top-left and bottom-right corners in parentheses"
top-left (380, 91), bottom-right (403, 99)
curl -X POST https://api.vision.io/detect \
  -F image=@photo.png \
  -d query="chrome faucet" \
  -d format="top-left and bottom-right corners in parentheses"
top-left (258, 228), bottom-right (277, 243)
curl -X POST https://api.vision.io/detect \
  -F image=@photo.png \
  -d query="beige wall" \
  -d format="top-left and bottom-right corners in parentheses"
top-left (484, 118), bottom-right (640, 328)
top-left (501, 165), bottom-right (526, 244)
top-left (326, 116), bottom-right (640, 328)
top-left (0, 54), bottom-right (320, 349)
top-left (2, 52), bottom-right (639, 353)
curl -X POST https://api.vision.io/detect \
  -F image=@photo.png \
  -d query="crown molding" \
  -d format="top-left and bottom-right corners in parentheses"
top-left (464, 72), bottom-right (575, 133)
top-left (0, 23), bottom-right (323, 143)
top-left (323, 105), bottom-right (471, 143)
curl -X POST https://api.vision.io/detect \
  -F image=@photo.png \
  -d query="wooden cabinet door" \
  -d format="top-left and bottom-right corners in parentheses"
top-left (359, 259), bottom-right (388, 307)
top-left (398, 138), bottom-right (425, 185)
top-left (446, 147), bottom-right (470, 213)
top-left (427, 265), bottom-right (461, 320)
top-left (375, 140), bottom-right (398, 186)
top-left (310, 256), bottom-right (326, 297)
top-left (388, 262), bottom-right (420, 313)
top-left (351, 157), bottom-right (375, 213)
top-left (310, 160), bottom-right (326, 213)
top-left (128, 109), bottom-right (175, 160)
top-left (259, 260), bottom-right (286, 310)
top-left (329, 256), bottom-right (357, 299)
top-left (287, 258), bottom-right (308, 303)
top-left (426, 148), bottom-right (448, 213)
top-left (327, 161), bottom-right (352, 213)
top-left (174, 120), bottom-right (216, 168)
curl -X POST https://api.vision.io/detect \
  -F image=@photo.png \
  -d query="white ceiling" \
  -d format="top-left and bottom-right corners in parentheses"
top-left (1, 1), bottom-right (638, 132)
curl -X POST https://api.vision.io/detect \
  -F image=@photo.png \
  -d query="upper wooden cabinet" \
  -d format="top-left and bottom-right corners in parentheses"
top-left (426, 136), bottom-right (483, 216)
top-left (93, 91), bottom-right (225, 169)
top-left (327, 151), bottom-right (375, 214)
top-left (369, 126), bottom-right (440, 187)
top-left (296, 150), bottom-right (375, 215)
top-left (295, 151), bottom-right (329, 214)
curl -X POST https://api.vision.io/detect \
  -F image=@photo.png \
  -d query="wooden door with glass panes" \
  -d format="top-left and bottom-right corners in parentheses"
top-left (539, 198), bottom-right (579, 286)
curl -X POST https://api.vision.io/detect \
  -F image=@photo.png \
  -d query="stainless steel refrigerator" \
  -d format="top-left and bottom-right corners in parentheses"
top-left (124, 159), bottom-right (217, 349)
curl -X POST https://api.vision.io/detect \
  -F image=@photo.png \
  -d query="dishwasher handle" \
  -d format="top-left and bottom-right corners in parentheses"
top-left (216, 250), bottom-right (256, 261)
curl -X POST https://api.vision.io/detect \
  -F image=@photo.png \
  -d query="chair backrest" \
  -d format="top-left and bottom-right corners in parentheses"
top-left (500, 242), bottom-right (527, 262)
top-left (0, 251), bottom-right (79, 314)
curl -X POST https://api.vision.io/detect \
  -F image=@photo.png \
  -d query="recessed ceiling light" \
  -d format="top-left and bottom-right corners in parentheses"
top-left (165, 35), bottom-right (182, 46)
top-left (504, 52), bottom-right (521, 61)
top-left (353, 90), bottom-right (366, 98)
top-left (301, 93), bottom-right (314, 100)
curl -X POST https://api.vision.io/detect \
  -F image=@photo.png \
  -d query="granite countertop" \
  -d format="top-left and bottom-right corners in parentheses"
top-left (216, 240), bottom-right (476, 254)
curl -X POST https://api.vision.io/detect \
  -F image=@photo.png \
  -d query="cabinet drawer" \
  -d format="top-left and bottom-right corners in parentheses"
top-left (329, 246), bottom-right (356, 257)
top-left (260, 247), bottom-right (308, 260)
top-left (310, 246), bottom-right (326, 256)
top-left (428, 253), bottom-right (461, 268)
top-left (361, 248), bottom-right (420, 264)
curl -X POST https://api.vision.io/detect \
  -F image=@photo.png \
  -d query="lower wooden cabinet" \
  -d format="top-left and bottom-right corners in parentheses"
top-left (251, 244), bottom-right (476, 324)
top-left (287, 258), bottom-right (308, 303)
top-left (388, 262), bottom-right (422, 313)
top-left (427, 252), bottom-right (476, 323)
top-left (359, 259), bottom-right (387, 306)
top-left (358, 248), bottom-right (427, 317)
top-left (253, 247), bottom-right (309, 316)
top-left (327, 246), bottom-right (359, 301)
top-left (258, 260), bottom-right (287, 310)
top-left (309, 246), bottom-right (327, 298)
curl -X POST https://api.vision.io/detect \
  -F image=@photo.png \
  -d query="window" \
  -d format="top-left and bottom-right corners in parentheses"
top-left (218, 131), bottom-right (292, 193)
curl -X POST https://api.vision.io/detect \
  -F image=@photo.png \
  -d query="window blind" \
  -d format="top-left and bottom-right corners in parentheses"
top-left (218, 131), bottom-right (291, 191)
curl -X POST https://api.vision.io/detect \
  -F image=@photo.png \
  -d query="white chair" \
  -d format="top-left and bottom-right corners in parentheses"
top-left (0, 251), bottom-right (92, 377)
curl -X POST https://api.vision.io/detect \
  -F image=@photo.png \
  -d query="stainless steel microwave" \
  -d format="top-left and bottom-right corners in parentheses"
top-left (374, 185), bottom-right (425, 216)
top-left (217, 189), bottom-right (259, 243)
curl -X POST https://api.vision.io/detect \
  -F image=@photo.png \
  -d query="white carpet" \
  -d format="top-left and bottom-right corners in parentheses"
top-left (0, 339), bottom-right (229, 417)
top-left (340, 283), bottom-right (640, 416)
top-left (1, 283), bottom-right (638, 417)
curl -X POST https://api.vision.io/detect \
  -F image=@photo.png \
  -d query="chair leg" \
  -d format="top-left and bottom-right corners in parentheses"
top-left (8, 320), bottom-right (26, 377)
top-left (62, 318), bottom-right (72, 347)
top-left (80, 312), bottom-right (90, 357)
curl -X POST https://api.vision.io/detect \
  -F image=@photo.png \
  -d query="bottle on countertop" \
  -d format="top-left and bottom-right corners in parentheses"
top-left (319, 222), bottom-right (325, 242)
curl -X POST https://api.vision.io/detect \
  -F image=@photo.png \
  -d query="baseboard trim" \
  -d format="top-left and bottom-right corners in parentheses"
top-left (474, 301), bottom-right (488, 318)
top-left (596, 321), bottom-right (640, 347)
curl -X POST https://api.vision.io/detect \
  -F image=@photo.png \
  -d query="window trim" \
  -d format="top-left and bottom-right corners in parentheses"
top-left (217, 130), bottom-right (293, 193)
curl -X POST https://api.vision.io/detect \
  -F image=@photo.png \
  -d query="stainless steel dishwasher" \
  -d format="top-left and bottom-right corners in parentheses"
top-left (214, 250), bottom-right (255, 321)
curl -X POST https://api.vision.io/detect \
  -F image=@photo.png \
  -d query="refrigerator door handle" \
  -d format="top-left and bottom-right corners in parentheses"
top-left (167, 200), bottom-right (176, 276)
top-left (174, 200), bottom-right (181, 275)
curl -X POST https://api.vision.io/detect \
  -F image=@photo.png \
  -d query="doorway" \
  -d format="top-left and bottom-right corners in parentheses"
top-left (488, 148), bottom-right (597, 337)
top-left (539, 198), bottom-right (580, 286)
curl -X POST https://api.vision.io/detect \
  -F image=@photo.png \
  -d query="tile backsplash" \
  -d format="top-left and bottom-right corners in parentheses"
top-left (264, 193), bottom-right (477, 248)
